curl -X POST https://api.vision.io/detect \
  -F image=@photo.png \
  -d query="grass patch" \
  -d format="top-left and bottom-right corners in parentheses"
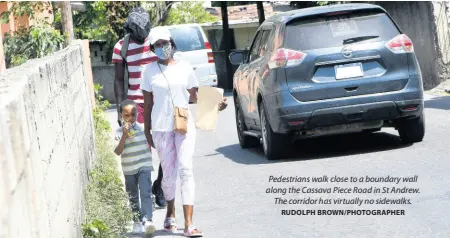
top-left (82, 84), bottom-right (133, 238)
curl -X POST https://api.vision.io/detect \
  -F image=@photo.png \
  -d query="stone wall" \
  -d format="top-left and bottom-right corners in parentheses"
top-left (0, 41), bottom-right (95, 237)
top-left (375, 1), bottom-right (448, 89)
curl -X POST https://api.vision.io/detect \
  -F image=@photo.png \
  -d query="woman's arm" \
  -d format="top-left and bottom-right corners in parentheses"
top-left (143, 90), bottom-right (154, 145)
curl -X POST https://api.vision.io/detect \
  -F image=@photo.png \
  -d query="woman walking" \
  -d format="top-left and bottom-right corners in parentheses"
top-left (141, 27), bottom-right (227, 237)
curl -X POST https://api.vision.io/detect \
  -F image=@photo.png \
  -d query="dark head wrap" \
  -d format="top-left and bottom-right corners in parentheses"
top-left (124, 7), bottom-right (151, 44)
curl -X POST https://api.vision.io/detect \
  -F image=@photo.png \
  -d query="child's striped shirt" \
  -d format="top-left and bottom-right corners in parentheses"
top-left (115, 123), bottom-right (153, 175)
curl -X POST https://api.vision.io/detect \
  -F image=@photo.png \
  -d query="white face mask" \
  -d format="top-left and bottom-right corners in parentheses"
top-left (155, 43), bottom-right (173, 60)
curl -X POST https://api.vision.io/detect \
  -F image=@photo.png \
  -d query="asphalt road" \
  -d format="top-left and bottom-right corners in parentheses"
top-left (107, 92), bottom-right (450, 238)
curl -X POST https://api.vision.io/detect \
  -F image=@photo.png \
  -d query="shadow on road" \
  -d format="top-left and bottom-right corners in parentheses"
top-left (216, 132), bottom-right (413, 165)
top-left (424, 96), bottom-right (450, 110)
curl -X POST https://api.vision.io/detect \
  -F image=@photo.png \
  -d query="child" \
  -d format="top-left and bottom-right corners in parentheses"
top-left (114, 99), bottom-right (156, 235)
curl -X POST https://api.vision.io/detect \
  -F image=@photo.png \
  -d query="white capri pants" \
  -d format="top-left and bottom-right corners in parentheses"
top-left (152, 128), bottom-right (196, 205)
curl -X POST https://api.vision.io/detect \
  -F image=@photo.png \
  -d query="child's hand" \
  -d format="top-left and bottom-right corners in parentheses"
top-left (122, 124), bottom-right (130, 139)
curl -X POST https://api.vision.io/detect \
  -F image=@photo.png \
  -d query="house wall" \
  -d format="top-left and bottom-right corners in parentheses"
top-left (0, 24), bottom-right (6, 73)
top-left (0, 1), bottom-right (54, 37)
top-left (234, 26), bottom-right (258, 49)
top-left (89, 41), bottom-right (110, 66)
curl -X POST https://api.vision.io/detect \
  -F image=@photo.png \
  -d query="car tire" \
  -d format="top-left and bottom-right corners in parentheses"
top-left (234, 97), bottom-right (259, 149)
top-left (259, 101), bottom-right (290, 160)
top-left (397, 113), bottom-right (425, 143)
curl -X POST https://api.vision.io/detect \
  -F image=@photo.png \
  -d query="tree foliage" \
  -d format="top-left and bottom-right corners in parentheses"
top-left (1, 1), bottom-right (64, 68)
top-left (104, 1), bottom-right (141, 39)
top-left (72, 1), bottom-right (111, 41)
top-left (141, 1), bottom-right (175, 27)
top-left (165, 2), bottom-right (218, 25)
top-left (0, 1), bottom-right (52, 24)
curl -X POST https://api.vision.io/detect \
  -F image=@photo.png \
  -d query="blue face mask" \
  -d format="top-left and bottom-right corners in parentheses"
top-left (155, 43), bottom-right (172, 60)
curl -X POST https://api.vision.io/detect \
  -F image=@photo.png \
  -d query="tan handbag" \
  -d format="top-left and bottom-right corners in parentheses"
top-left (158, 64), bottom-right (188, 134)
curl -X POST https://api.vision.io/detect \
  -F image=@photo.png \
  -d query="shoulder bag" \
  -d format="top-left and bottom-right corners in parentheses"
top-left (157, 63), bottom-right (189, 134)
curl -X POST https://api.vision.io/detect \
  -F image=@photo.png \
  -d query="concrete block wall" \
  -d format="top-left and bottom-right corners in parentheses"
top-left (89, 41), bottom-right (109, 67)
top-left (0, 41), bottom-right (95, 237)
top-left (92, 65), bottom-right (116, 103)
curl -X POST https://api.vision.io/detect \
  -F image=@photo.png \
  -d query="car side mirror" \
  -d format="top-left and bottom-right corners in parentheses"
top-left (229, 51), bottom-right (245, 65)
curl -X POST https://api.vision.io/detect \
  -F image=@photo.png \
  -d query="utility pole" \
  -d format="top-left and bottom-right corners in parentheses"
top-left (60, 1), bottom-right (74, 46)
top-left (257, 2), bottom-right (265, 25)
top-left (221, 1), bottom-right (233, 90)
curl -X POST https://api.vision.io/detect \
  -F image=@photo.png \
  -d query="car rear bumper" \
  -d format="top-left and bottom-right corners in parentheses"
top-left (264, 79), bottom-right (424, 134)
top-left (198, 74), bottom-right (218, 87)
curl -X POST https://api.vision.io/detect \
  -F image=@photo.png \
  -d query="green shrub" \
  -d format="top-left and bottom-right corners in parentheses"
top-left (82, 84), bottom-right (133, 238)
top-left (1, 2), bottom-right (65, 68)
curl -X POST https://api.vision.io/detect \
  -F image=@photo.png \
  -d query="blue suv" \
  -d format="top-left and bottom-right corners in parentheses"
top-left (229, 4), bottom-right (425, 160)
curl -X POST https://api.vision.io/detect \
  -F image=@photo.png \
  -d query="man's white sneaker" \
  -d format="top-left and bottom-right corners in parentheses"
top-left (144, 220), bottom-right (156, 235)
top-left (132, 221), bottom-right (143, 234)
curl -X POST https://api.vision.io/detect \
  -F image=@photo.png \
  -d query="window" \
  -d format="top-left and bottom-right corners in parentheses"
top-left (258, 30), bottom-right (272, 57)
top-left (249, 31), bottom-right (263, 62)
top-left (285, 12), bottom-right (400, 50)
top-left (249, 29), bottom-right (272, 62)
top-left (169, 27), bottom-right (206, 52)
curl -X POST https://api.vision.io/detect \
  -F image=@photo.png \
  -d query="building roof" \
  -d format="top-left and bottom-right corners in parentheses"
top-left (201, 2), bottom-right (294, 28)
top-left (209, 3), bottom-right (275, 21)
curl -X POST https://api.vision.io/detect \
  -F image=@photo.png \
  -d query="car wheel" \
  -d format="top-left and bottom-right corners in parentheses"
top-left (234, 97), bottom-right (259, 148)
top-left (259, 101), bottom-right (290, 160)
top-left (397, 112), bottom-right (425, 143)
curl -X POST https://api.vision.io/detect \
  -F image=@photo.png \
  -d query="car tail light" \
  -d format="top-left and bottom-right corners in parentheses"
top-left (205, 42), bottom-right (211, 49)
top-left (401, 105), bottom-right (418, 112)
top-left (268, 48), bottom-right (307, 69)
top-left (385, 34), bottom-right (414, 54)
top-left (207, 52), bottom-right (214, 63)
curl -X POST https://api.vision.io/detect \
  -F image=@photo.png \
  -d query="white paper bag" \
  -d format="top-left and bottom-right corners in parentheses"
top-left (195, 86), bottom-right (224, 131)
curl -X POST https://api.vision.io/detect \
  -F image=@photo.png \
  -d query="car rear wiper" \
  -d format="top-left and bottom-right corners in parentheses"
top-left (343, 35), bottom-right (379, 45)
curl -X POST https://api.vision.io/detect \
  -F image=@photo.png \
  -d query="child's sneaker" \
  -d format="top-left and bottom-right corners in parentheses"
top-left (132, 221), bottom-right (143, 234)
top-left (143, 220), bottom-right (156, 235)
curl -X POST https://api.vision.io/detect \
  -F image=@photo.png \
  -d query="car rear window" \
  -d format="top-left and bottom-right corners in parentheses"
top-left (168, 27), bottom-right (205, 52)
top-left (284, 12), bottom-right (400, 51)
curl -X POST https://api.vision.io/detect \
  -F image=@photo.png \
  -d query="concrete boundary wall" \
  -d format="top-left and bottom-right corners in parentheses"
top-left (0, 41), bottom-right (95, 237)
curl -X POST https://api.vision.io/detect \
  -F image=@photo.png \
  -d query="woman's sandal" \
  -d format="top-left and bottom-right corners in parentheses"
top-left (184, 225), bottom-right (203, 237)
top-left (163, 217), bottom-right (177, 232)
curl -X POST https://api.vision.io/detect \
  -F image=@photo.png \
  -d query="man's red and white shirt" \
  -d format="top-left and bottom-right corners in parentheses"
top-left (111, 37), bottom-right (158, 104)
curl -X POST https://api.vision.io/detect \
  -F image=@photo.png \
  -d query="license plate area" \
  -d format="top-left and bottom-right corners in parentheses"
top-left (334, 62), bottom-right (364, 80)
